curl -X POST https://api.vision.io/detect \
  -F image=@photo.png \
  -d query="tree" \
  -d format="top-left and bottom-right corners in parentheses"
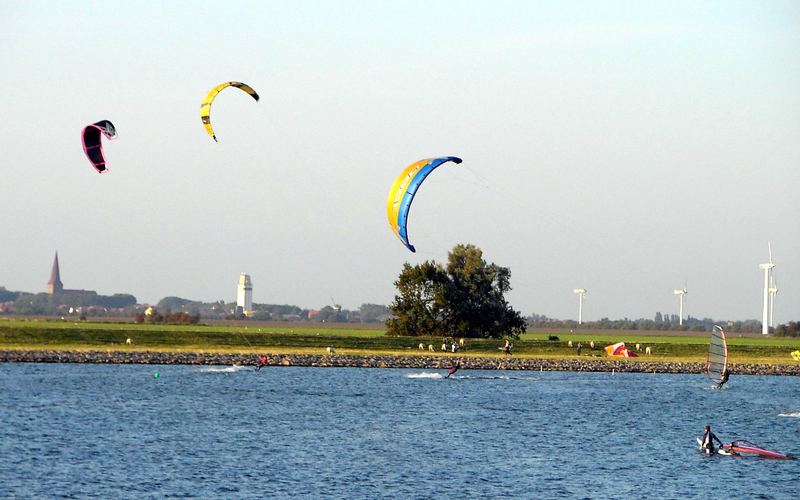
top-left (359, 303), bottom-right (390, 323)
top-left (313, 305), bottom-right (348, 323)
top-left (386, 261), bottom-right (449, 336)
top-left (96, 293), bottom-right (137, 308)
top-left (0, 287), bottom-right (19, 302)
top-left (387, 244), bottom-right (526, 338)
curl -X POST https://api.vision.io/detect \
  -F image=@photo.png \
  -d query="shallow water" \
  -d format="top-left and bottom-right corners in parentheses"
top-left (1, 364), bottom-right (798, 499)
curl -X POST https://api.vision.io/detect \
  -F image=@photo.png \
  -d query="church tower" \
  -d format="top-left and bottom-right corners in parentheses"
top-left (47, 252), bottom-right (64, 294)
top-left (236, 273), bottom-right (253, 316)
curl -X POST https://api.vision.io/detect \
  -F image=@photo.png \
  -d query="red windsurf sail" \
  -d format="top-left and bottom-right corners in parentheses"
top-left (724, 440), bottom-right (793, 459)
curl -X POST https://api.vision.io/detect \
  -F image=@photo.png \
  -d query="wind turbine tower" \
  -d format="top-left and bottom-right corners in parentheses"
top-left (769, 273), bottom-right (778, 329)
top-left (573, 288), bottom-right (586, 325)
top-left (673, 285), bottom-right (687, 326)
top-left (760, 242), bottom-right (776, 335)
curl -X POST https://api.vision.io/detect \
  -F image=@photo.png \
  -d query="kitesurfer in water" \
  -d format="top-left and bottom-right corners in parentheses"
top-left (256, 355), bottom-right (269, 371)
top-left (716, 368), bottom-right (730, 389)
top-left (701, 425), bottom-right (723, 455)
top-left (445, 361), bottom-right (460, 379)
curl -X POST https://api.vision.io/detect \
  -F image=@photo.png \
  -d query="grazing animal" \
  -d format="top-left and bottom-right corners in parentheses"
top-left (326, 346), bottom-right (336, 354)
top-left (418, 343), bottom-right (425, 350)
top-left (645, 346), bottom-right (652, 355)
top-left (428, 344), bottom-right (435, 352)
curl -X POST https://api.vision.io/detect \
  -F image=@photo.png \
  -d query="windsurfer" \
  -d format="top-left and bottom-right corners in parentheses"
top-left (716, 368), bottom-right (730, 389)
top-left (701, 425), bottom-right (723, 455)
top-left (256, 355), bottom-right (269, 371)
top-left (445, 361), bottom-right (460, 379)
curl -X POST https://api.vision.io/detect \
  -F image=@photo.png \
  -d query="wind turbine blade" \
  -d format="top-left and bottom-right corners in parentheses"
top-left (768, 241), bottom-right (773, 265)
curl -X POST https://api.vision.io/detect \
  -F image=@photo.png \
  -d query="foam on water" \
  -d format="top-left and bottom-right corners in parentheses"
top-left (778, 412), bottom-right (800, 418)
top-left (407, 371), bottom-right (444, 379)
top-left (198, 365), bottom-right (249, 373)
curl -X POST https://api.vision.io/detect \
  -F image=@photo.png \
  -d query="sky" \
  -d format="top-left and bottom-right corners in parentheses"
top-left (1, 1), bottom-right (798, 323)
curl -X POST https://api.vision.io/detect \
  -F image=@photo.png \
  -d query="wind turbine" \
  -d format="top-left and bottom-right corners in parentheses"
top-left (573, 288), bottom-right (586, 325)
top-left (673, 283), bottom-right (687, 326)
top-left (760, 242), bottom-right (776, 335)
top-left (769, 272), bottom-right (778, 328)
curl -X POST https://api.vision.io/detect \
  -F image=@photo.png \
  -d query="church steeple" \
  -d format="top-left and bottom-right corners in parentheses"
top-left (47, 252), bottom-right (63, 294)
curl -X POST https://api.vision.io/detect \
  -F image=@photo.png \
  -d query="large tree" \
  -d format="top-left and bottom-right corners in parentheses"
top-left (387, 244), bottom-right (526, 338)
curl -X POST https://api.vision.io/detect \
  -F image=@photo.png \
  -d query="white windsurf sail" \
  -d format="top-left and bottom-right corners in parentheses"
top-left (705, 325), bottom-right (728, 384)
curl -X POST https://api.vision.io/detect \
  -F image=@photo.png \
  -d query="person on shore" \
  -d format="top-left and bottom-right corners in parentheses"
top-left (503, 339), bottom-right (512, 356)
top-left (716, 367), bottom-right (730, 389)
top-left (701, 425), bottom-right (723, 455)
top-left (445, 361), bottom-right (460, 379)
top-left (256, 355), bottom-right (269, 371)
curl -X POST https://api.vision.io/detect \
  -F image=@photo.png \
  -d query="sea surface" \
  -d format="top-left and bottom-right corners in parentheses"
top-left (1, 363), bottom-right (798, 499)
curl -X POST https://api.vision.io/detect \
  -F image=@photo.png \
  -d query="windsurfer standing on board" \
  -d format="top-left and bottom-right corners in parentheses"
top-left (256, 355), bottom-right (269, 371)
top-left (716, 368), bottom-right (730, 389)
top-left (445, 361), bottom-right (460, 379)
top-left (701, 425), bottom-right (723, 455)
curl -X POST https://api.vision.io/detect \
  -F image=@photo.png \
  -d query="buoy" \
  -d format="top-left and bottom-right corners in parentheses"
top-left (153, 371), bottom-right (160, 379)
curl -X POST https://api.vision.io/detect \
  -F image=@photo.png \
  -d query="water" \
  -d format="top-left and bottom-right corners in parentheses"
top-left (1, 364), bottom-right (798, 499)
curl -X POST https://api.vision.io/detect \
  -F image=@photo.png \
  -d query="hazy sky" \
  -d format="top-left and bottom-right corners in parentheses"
top-left (1, 1), bottom-right (798, 323)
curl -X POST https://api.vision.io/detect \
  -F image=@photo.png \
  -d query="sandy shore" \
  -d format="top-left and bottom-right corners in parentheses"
top-left (2, 350), bottom-right (799, 376)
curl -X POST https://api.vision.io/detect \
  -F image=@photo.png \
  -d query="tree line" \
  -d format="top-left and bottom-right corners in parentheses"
top-left (526, 313), bottom-right (765, 333)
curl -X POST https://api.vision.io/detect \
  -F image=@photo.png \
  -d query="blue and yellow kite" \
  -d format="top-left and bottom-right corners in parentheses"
top-left (386, 156), bottom-right (462, 252)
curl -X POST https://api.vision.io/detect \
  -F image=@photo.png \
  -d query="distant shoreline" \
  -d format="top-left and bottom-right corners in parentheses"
top-left (2, 350), bottom-right (799, 376)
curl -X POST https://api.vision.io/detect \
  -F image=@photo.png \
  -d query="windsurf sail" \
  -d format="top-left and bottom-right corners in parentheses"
top-left (705, 325), bottom-right (728, 384)
top-left (724, 440), bottom-right (793, 459)
top-left (604, 342), bottom-right (638, 357)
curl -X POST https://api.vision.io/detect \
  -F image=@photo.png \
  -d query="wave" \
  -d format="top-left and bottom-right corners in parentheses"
top-left (198, 365), bottom-right (249, 373)
top-left (406, 372), bottom-right (538, 381)
top-left (458, 375), bottom-right (539, 381)
top-left (407, 372), bottom-right (444, 379)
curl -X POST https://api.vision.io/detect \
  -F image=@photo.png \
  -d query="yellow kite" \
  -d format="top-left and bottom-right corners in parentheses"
top-left (200, 81), bottom-right (259, 141)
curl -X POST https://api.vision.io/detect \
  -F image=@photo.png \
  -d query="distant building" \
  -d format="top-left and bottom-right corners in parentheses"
top-left (47, 252), bottom-right (64, 294)
top-left (236, 273), bottom-right (253, 317)
top-left (46, 251), bottom-right (97, 300)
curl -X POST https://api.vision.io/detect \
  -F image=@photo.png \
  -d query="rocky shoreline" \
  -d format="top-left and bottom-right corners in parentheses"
top-left (2, 350), bottom-right (799, 376)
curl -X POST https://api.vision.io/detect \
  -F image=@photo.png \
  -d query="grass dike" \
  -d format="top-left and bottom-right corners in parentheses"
top-left (1, 318), bottom-right (799, 374)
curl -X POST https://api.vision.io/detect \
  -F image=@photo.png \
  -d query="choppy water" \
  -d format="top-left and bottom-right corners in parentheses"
top-left (1, 364), bottom-right (798, 499)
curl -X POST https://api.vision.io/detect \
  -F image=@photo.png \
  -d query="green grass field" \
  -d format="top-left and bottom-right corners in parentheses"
top-left (1, 318), bottom-right (799, 364)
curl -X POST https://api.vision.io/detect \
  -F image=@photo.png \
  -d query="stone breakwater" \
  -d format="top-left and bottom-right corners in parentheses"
top-left (1, 350), bottom-right (799, 376)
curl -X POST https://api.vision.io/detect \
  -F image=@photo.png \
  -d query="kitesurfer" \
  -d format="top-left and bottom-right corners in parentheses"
top-left (701, 425), bottom-right (723, 455)
top-left (716, 368), bottom-right (730, 389)
top-left (445, 361), bottom-right (460, 379)
top-left (256, 355), bottom-right (269, 371)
